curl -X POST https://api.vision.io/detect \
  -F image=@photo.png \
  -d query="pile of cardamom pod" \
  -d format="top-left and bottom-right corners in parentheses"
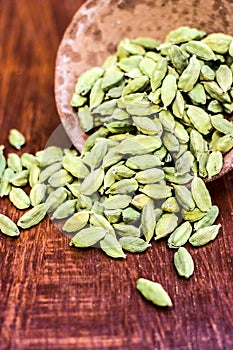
top-left (1, 27), bottom-right (233, 307)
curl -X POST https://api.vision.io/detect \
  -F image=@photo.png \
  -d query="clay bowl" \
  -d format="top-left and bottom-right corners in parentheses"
top-left (55, 0), bottom-right (233, 182)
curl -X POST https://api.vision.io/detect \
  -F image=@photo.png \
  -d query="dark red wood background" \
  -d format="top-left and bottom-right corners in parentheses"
top-left (0, 1), bottom-right (233, 349)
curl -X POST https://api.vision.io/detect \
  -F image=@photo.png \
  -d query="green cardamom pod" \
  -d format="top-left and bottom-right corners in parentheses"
top-left (178, 55), bottom-right (201, 92)
top-left (194, 205), bottom-right (219, 231)
top-left (9, 187), bottom-right (31, 210)
top-left (191, 176), bottom-right (212, 212)
top-left (161, 74), bottom-right (177, 108)
top-left (48, 169), bottom-right (73, 188)
top-left (136, 278), bottom-right (172, 307)
top-left (186, 40), bottom-right (215, 60)
top-left (174, 247), bottom-right (194, 278)
top-left (62, 211), bottom-right (89, 233)
top-left (74, 66), bottom-right (104, 96)
top-left (113, 223), bottom-right (141, 237)
top-left (70, 226), bottom-right (107, 248)
top-left (10, 170), bottom-right (29, 187)
top-left (0, 213), bottom-right (20, 237)
top-left (90, 213), bottom-right (115, 235)
top-left (17, 203), bottom-right (48, 229)
top-left (206, 151), bottom-right (223, 178)
top-left (150, 58), bottom-right (168, 91)
top-left (140, 183), bottom-right (172, 200)
top-left (51, 199), bottom-right (77, 220)
top-left (135, 168), bottom-right (165, 184)
top-left (7, 153), bottom-right (22, 172)
top-left (0, 146), bottom-right (6, 180)
top-left (189, 224), bottom-right (221, 246)
top-left (100, 233), bottom-right (126, 259)
top-left (8, 129), bottom-right (26, 150)
top-left (36, 146), bottom-right (63, 167)
top-left (168, 221), bottom-right (192, 248)
top-left (80, 168), bottom-right (105, 196)
top-left (45, 187), bottom-right (68, 212)
top-left (155, 213), bottom-right (179, 240)
top-left (141, 202), bottom-right (156, 242)
top-left (62, 155), bottom-right (89, 179)
top-left (126, 154), bottom-right (161, 170)
top-left (106, 178), bottom-right (138, 195)
top-left (173, 184), bottom-right (195, 211)
top-left (119, 236), bottom-right (151, 253)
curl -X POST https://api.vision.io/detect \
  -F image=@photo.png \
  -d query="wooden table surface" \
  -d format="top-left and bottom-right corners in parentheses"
top-left (0, 1), bottom-right (233, 349)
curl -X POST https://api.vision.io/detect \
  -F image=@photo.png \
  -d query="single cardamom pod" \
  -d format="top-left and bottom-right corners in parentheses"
top-left (48, 169), bottom-right (73, 188)
top-left (161, 197), bottom-right (180, 213)
top-left (161, 74), bottom-right (177, 108)
top-left (7, 153), bottom-right (22, 172)
top-left (29, 183), bottom-right (47, 207)
top-left (51, 199), bottom-right (77, 220)
top-left (186, 105), bottom-right (212, 135)
top-left (90, 213), bottom-right (115, 235)
top-left (62, 211), bottom-right (89, 233)
top-left (189, 224), bottom-right (221, 246)
top-left (100, 233), bottom-right (126, 259)
top-left (186, 40), bottom-right (215, 60)
top-left (8, 129), bottom-right (26, 150)
top-left (131, 194), bottom-right (153, 210)
top-left (132, 116), bottom-right (161, 135)
top-left (80, 168), bottom-right (105, 196)
top-left (216, 65), bottom-right (232, 92)
top-left (102, 194), bottom-right (132, 210)
top-left (122, 207), bottom-right (140, 224)
top-left (151, 58), bottom-right (168, 91)
top-left (36, 146), bottom-right (63, 167)
top-left (140, 183), bottom-right (172, 200)
top-left (168, 221), bottom-right (192, 248)
top-left (141, 202), bottom-right (156, 242)
top-left (206, 151), bottom-right (223, 178)
top-left (89, 78), bottom-right (105, 107)
top-left (135, 168), bottom-right (165, 184)
top-left (17, 203), bottom-right (48, 229)
top-left (119, 236), bottom-right (151, 253)
top-left (106, 178), bottom-right (138, 195)
top-left (194, 205), bottom-right (219, 231)
top-left (165, 26), bottom-right (205, 44)
top-left (116, 135), bottom-right (162, 155)
top-left (21, 153), bottom-right (37, 169)
top-left (45, 187), bottom-right (68, 212)
top-left (126, 154), bottom-right (161, 170)
top-left (173, 184), bottom-right (196, 211)
top-left (89, 139), bottom-right (108, 170)
top-left (136, 278), bottom-right (172, 307)
top-left (191, 176), bottom-right (212, 212)
top-left (70, 227), bottom-right (107, 248)
top-left (9, 187), bottom-right (31, 210)
top-left (210, 114), bottom-right (233, 135)
top-left (113, 223), bottom-right (141, 237)
top-left (182, 208), bottom-right (206, 222)
top-left (10, 170), bottom-right (29, 187)
top-left (0, 168), bottom-right (14, 197)
top-left (178, 55), bottom-right (201, 92)
top-left (29, 164), bottom-right (41, 187)
top-left (104, 209), bottom-right (122, 224)
top-left (63, 155), bottom-right (89, 179)
top-left (174, 247), bottom-right (194, 278)
top-left (155, 213), bottom-right (179, 240)
top-left (0, 213), bottom-right (20, 237)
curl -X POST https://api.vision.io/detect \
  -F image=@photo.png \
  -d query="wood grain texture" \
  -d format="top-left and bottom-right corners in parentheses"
top-left (0, 1), bottom-right (233, 349)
